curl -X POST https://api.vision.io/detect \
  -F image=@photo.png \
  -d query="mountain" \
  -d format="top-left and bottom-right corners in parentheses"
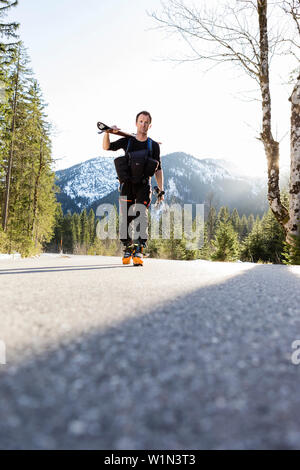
top-left (55, 152), bottom-right (272, 216)
top-left (55, 157), bottom-right (118, 213)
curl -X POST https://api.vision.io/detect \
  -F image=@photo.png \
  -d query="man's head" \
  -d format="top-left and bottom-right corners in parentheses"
top-left (136, 111), bottom-right (152, 136)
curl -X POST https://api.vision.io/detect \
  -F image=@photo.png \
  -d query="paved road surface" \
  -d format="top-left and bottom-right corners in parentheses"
top-left (0, 254), bottom-right (300, 449)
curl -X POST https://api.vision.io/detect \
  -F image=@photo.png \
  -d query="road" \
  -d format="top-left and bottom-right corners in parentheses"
top-left (0, 254), bottom-right (300, 449)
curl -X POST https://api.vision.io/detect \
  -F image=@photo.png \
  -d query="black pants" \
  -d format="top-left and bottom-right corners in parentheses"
top-left (119, 179), bottom-right (152, 246)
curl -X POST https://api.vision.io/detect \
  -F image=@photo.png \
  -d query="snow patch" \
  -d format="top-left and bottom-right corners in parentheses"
top-left (167, 177), bottom-right (180, 198)
top-left (0, 253), bottom-right (21, 260)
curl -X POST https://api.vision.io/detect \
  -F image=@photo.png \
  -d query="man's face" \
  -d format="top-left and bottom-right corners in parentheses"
top-left (136, 114), bottom-right (151, 134)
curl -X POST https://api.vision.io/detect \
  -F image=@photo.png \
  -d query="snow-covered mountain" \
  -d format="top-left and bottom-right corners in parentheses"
top-left (55, 157), bottom-right (118, 212)
top-left (55, 152), bottom-right (271, 216)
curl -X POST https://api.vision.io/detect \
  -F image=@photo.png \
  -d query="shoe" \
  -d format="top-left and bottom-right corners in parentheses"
top-left (122, 244), bottom-right (133, 265)
top-left (132, 243), bottom-right (144, 266)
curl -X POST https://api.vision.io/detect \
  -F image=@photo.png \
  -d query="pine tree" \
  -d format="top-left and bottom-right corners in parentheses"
top-left (186, 214), bottom-right (203, 260)
top-left (52, 204), bottom-right (64, 252)
top-left (88, 208), bottom-right (95, 245)
top-left (80, 209), bottom-right (89, 252)
top-left (230, 208), bottom-right (240, 233)
top-left (61, 212), bottom-right (73, 253)
top-left (1, 44), bottom-right (23, 231)
top-left (162, 233), bottom-right (187, 260)
top-left (0, 44), bottom-right (58, 255)
top-left (0, 0), bottom-right (19, 54)
top-left (240, 219), bottom-right (267, 262)
top-left (1, 44), bottom-right (32, 230)
top-left (88, 237), bottom-right (104, 256)
top-left (207, 206), bottom-right (217, 242)
top-left (160, 210), bottom-right (187, 260)
top-left (26, 80), bottom-right (57, 248)
top-left (261, 209), bottom-right (285, 263)
top-left (72, 212), bottom-right (81, 253)
top-left (71, 213), bottom-right (77, 244)
top-left (240, 210), bottom-right (285, 263)
top-left (198, 223), bottom-right (211, 260)
top-left (217, 206), bottom-right (230, 224)
top-left (0, 225), bottom-right (7, 251)
top-left (283, 235), bottom-right (300, 265)
top-left (239, 214), bottom-right (249, 241)
top-left (248, 214), bottom-right (255, 233)
top-left (211, 220), bottom-right (240, 261)
top-left (147, 237), bottom-right (161, 258)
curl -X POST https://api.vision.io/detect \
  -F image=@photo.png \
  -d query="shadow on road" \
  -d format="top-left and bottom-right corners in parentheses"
top-left (0, 264), bottom-right (300, 450)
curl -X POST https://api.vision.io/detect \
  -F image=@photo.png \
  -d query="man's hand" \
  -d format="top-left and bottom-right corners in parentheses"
top-left (155, 169), bottom-right (164, 198)
top-left (107, 125), bottom-right (120, 134)
top-left (153, 186), bottom-right (165, 206)
top-left (103, 125), bottom-right (120, 150)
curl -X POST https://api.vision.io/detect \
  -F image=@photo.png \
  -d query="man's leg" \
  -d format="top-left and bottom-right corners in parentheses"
top-left (119, 182), bottom-right (135, 245)
top-left (119, 182), bottom-right (136, 264)
top-left (132, 181), bottom-right (152, 265)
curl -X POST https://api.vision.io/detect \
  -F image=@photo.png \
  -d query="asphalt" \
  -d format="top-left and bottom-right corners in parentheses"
top-left (0, 254), bottom-right (300, 449)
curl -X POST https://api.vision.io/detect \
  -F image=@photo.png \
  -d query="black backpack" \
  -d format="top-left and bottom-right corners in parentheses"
top-left (114, 138), bottom-right (159, 184)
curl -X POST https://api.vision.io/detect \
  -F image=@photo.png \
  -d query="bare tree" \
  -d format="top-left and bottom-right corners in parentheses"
top-left (151, 0), bottom-right (299, 242)
top-left (288, 74), bottom-right (300, 241)
top-left (284, 0), bottom-right (300, 241)
top-left (281, 1), bottom-right (300, 45)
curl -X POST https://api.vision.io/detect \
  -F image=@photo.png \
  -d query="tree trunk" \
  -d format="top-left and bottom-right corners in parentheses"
top-left (32, 137), bottom-right (44, 245)
top-left (2, 52), bottom-right (20, 232)
top-left (257, 0), bottom-right (289, 227)
top-left (287, 74), bottom-right (300, 241)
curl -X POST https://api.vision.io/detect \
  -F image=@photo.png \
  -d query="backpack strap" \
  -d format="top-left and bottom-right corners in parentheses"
top-left (126, 137), bottom-right (152, 156)
top-left (147, 138), bottom-right (153, 158)
top-left (126, 138), bottom-right (133, 154)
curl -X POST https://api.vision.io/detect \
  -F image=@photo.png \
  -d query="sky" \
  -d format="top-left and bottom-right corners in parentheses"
top-left (7, 0), bottom-right (298, 176)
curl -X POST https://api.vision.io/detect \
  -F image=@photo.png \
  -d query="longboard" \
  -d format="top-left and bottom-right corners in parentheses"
top-left (97, 121), bottom-right (162, 144)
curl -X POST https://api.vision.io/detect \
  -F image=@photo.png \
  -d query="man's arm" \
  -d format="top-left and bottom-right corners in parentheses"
top-left (103, 132), bottom-right (111, 150)
top-left (155, 169), bottom-right (164, 201)
top-left (102, 126), bottom-right (120, 151)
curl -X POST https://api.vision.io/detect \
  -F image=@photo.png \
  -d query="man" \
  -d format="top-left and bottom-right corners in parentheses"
top-left (103, 111), bottom-right (164, 266)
